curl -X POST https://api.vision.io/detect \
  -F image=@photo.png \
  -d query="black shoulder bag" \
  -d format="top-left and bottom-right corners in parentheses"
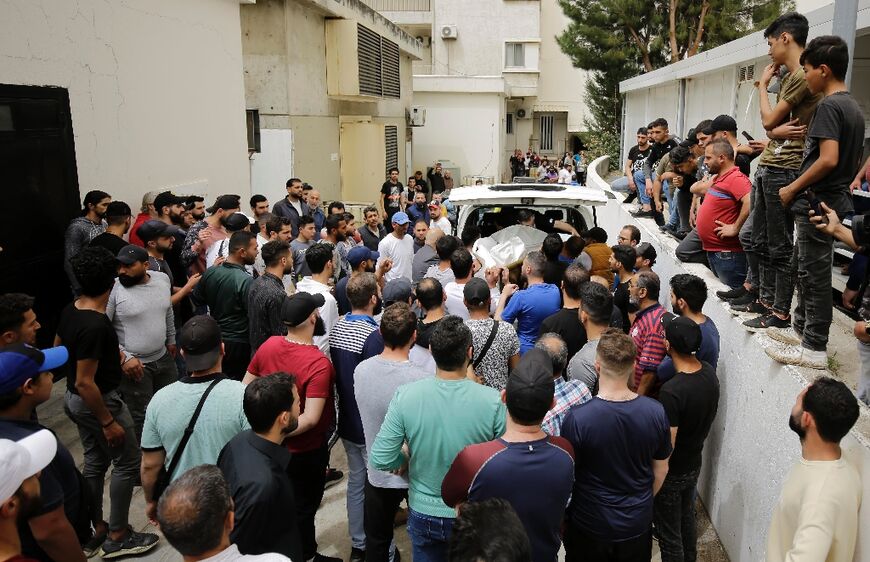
top-left (152, 378), bottom-right (222, 501)
top-left (473, 320), bottom-right (501, 370)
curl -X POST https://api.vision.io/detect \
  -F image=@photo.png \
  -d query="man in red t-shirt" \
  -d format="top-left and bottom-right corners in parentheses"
top-left (243, 292), bottom-right (338, 562)
top-left (696, 138), bottom-right (752, 289)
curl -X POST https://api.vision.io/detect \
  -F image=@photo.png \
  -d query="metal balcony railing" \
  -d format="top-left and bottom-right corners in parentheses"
top-left (362, 0), bottom-right (431, 11)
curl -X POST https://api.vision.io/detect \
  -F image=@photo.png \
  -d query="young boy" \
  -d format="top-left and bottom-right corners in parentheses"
top-left (743, 13), bottom-right (822, 333)
top-left (291, 215), bottom-right (317, 281)
top-left (771, 36), bottom-right (865, 368)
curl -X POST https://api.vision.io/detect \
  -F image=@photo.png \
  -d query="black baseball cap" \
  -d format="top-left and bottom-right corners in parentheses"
top-left (463, 278), bottom-right (491, 307)
top-left (281, 292), bottom-right (326, 327)
top-left (506, 348), bottom-right (555, 422)
top-left (661, 313), bottom-right (702, 355)
top-left (224, 213), bottom-right (252, 232)
top-left (137, 220), bottom-right (175, 242)
top-left (636, 242), bottom-right (657, 264)
top-left (710, 114), bottom-right (737, 133)
top-left (382, 278), bottom-right (413, 305)
top-left (180, 315), bottom-right (222, 371)
top-left (153, 191), bottom-right (185, 212)
top-left (116, 244), bottom-right (149, 265)
top-left (104, 201), bottom-right (132, 218)
top-left (206, 195), bottom-right (241, 214)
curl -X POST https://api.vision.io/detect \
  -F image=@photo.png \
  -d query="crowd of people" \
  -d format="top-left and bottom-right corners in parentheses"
top-left (509, 150), bottom-right (588, 185)
top-left (616, 16), bottom-right (870, 405)
top-left (0, 11), bottom-right (865, 562)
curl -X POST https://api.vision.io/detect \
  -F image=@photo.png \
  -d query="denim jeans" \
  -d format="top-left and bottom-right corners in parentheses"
top-left (751, 166), bottom-right (798, 315)
top-left (342, 439), bottom-right (368, 550)
top-left (792, 201), bottom-right (834, 352)
top-left (665, 182), bottom-right (681, 229)
top-left (406, 509), bottom-right (454, 562)
top-left (653, 468), bottom-right (701, 562)
top-left (857, 340), bottom-right (870, 406)
top-left (118, 352), bottom-right (177, 444)
top-left (707, 251), bottom-right (748, 289)
top-left (64, 390), bottom-right (140, 532)
top-left (739, 211), bottom-right (756, 288)
top-left (675, 229), bottom-right (708, 265)
top-left (638, 171), bottom-right (652, 205)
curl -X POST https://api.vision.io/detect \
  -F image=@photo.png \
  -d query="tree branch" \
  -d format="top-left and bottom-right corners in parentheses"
top-left (669, 0), bottom-right (679, 63)
top-left (626, 25), bottom-right (654, 72)
top-left (687, 0), bottom-right (710, 57)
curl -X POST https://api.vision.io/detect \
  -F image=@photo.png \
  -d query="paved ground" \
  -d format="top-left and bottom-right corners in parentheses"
top-left (40, 376), bottom-right (729, 562)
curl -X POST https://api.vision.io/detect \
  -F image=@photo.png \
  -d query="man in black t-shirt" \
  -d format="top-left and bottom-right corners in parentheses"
top-left (55, 247), bottom-right (159, 559)
top-left (615, 128), bottom-right (652, 203)
top-left (637, 118), bottom-right (678, 217)
top-left (89, 202), bottom-right (132, 257)
top-left (379, 167), bottom-right (404, 230)
top-left (539, 265), bottom-right (589, 359)
top-left (654, 315), bottom-right (719, 562)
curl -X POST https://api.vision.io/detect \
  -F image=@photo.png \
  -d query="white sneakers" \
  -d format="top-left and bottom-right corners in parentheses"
top-left (765, 344), bottom-right (828, 370)
top-left (765, 327), bottom-right (802, 347)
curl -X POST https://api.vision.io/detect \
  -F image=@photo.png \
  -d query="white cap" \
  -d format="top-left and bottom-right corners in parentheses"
top-left (0, 429), bottom-right (57, 503)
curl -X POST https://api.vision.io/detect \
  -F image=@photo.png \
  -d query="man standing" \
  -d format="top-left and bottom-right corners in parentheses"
top-left (428, 202), bottom-right (451, 233)
top-left (193, 231), bottom-right (258, 380)
top-left (244, 294), bottom-right (338, 562)
top-left (424, 235), bottom-right (459, 287)
top-left (129, 191), bottom-right (159, 247)
top-left (217, 374), bottom-right (304, 562)
top-left (766, 377), bottom-right (860, 562)
top-left (360, 206), bottom-right (386, 252)
top-left (443, 348), bottom-right (575, 562)
top-left (308, 190), bottom-right (325, 240)
top-left (445, 249), bottom-right (500, 320)
top-left (379, 168), bottom-right (405, 227)
top-left (412, 228), bottom-right (442, 284)
top-left (248, 241), bottom-right (292, 352)
top-left (140, 315), bottom-right (249, 521)
top-left (654, 316), bottom-right (719, 562)
top-left (0, 294), bottom-right (40, 348)
top-left (329, 274), bottom-right (380, 562)
top-left (336, 247), bottom-right (386, 316)
top-left (695, 139), bottom-right (752, 289)
top-left (296, 244), bottom-right (340, 355)
top-left (536, 335), bottom-right (591, 436)
top-left (567, 282), bottom-right (614, 393)
top-left (292, 216), bottom-right (317, 281)
top-left (55, 247), bottom-right (159, 558)
top-left (64, 190), bottom-right (111, 294)
top-left (377, 212), bottom-right (415, 283)
top-left (496, 251), bottom-right (561, 354)
top-left (250, 194), bottom-right (270, 221)
top-left (610, 244), bottom-right (638, 331)
top-left (561, 330), bottom-right (671, 561)
top-left (370, 317), bottom-right (506, 561)
top-left (152, 193), bottom-right (192, 298)
top-left (539, 265), bottom-right (589, 359)
top-left (427, 162), bottom-right (446, 195)
top-left (320, 214), bottom-right (351, 283)
top-left (406, 192), bottom-right (428, 225)
top-left (89, 202), bottom-right (132, 256)
top-left (182, 195), bottom-right (241, 276)
top-left (108, 245), bottom-right (177, 443)
top-left (272, 178), bottom-right (311, 239)
top-left (412, 219), bottom-right (429, 254)
top-left (630, 271), bottom-right (668, 396)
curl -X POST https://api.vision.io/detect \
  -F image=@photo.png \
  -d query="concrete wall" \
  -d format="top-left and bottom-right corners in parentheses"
top-left (0, 0), bottom-right (251, 205)
top-left (589, 161), bottom-right (870, 562)
top-left (242, 0), bottom-right (415, 203)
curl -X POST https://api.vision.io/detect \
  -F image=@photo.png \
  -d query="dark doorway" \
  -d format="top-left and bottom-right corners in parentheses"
top-left (0, 85), bottom-right (81, 348)
top-left (571, 135), bottom-right (586, 153)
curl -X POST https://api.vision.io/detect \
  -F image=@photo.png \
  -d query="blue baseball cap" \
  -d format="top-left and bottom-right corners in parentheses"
top-left (0, 344), bottom-right (68, 394)
top-left (347, 246), bottom-right (379, 267)
top-left (391, 212), bottom-right (410, 226)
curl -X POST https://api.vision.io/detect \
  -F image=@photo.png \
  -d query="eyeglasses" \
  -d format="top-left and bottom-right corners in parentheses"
top-left (617, 236), bottom-right (629, 242)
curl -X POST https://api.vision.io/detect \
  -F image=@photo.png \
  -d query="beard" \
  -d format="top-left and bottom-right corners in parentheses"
top-left (169, 211), bottom-right (184, 226)
top-left (192, 211), bottom-right (205, 221)
top-left (788, 412), bottom-right (806, 440)
top-left (118, 272), bottom-right (145, 287)
top-left (313, 316), bottom-right (326, 337)
top-left (281, 417), bottom-right (300, 437)
top-left (15, 490), bottom-right (42, 522)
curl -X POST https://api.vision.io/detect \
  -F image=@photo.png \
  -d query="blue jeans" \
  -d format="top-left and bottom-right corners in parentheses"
top-left (342, 439), bottom-right (367, 550)
top-left (634, 171), bottom-right (651, 205)
top-left (707, 251), bottom-right (747, 289)
top-left (407, 509), bottom-right (454, 562)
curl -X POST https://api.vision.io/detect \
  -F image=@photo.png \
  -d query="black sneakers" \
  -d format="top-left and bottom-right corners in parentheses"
top-left (743, 314), bottom-right (791, 332)
top-left (730, 301), bottom-right (767, 315)
top-left (350, 548), bottom-right (366, 562)
top-left (99, 530), bottom-right (159, 559)
top-left (728, 291), bottom-right (758, 307)
top-left (716, 285), bottom-right (747, 300)
top-left (324, 467), bottom-right (345, 490)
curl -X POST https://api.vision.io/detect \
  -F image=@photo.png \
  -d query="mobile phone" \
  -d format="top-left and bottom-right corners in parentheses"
top-left (806, 189), bottom-right (823, 216)
top-left (741, 131), bottom-right (754, 142)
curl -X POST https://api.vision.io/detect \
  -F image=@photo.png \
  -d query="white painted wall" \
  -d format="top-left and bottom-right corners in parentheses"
top-left (0, 0), bottom-right (251, 205)
top-left (250, 129), bottom-right (293, 204)
top-left (538, 0), bottom-right (590, 132)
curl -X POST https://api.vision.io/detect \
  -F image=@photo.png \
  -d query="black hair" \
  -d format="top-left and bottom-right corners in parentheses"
top-left (286, 178), bottom-right (302, 188)
top-left (764, 12), bottom-right (809, 47)
top-left (328, 201), bottom-right (346, 214)
top-left (621, 225), bottom-right (641, 244)
top-left (298, 215), bottom-right (315, 228)
top-left (249, 194), bottom-right (267, 208)
top-left (584, 227), bottom-right (608, 244)
top-left (542, 233), bottom-right (563, 261)
top-left (611, 244), bottom-right (636, 271)
top-left (228, 231), bottom-right (256, 254)
top-left (800, 35), bottom-right (849, 81)
top-left (156, 465), bottom-right (232, 557)
top-left (669, 145), bottom-right (691, 165)
top-left (448, 498), bottom-right (532, 562)
top-left (243, 372), bottom-right (297, 433)
top-left (449, 248), bottom-right (474, 279)
top-left (380, 302), bottom-right (417, 349)
top-left (302, 183), bottom-right (313, 191)
top-left (517, 209), bottom-right (534, 224)
top-left (343, 212), bottom-right (355, 223)
top-left (0, 293), bottom-right (35, 334)
top-left (802, 377), bottom-right (860, 443)
top-left (305, 243), bottom-right (334, 275)
top-left (436, 235), bottom-right (461, 261)
top-left (416, 278), bottom-right (444, 311)
top-left (650, 117), bottom-right (669, 129)
top-left (636, 270), bottom-right (661, 301)
top-left (461, 224), bottom-right (481, 247)
top-left (430, 316), bottom-right (472, 371)
top-left (580, 282), bottom-right (613, 325)
top-left (82, 190), bottom-right (111, 214)
top-left (346, 273), bottom-right (377, 311)
top-left (636, 127), bottom-right (648, 135)
top-left (670, 273), bottom-right (708, 312)
top-left (324, 213), bottom-right (345, 235)
top-left (564, 235), bottom-right (585, 259)
top-left (387, 167), bottom-right (399, 174)
top-left (70, 247), bottom-right (117, 297)
top-left (695, 119), bottom-right (712, 135)
top-left (105, 201), bottom-right (132, 226)
top-left (363, 205), bottom-right (379, 218)
top-left (414, 218), bottom-right (429, 229)
top-left (261, 240), bottom-right (290, 268)
top-left (266, 215), bottom-right (291, 238)
top-left (562, 264), bottom-right (589, 300)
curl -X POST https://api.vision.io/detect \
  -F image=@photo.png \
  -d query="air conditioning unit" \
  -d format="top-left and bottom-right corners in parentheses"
top-left (415, 36), bottom-right (431, 48)
top-left (516, 108), bottom-right (529, 119)
top-left (409, 106), bottom-right (426, 127)
top-left (440, 25), bottom-right (458, 40)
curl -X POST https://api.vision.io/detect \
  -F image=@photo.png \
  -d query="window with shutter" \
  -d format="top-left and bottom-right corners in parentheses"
top-left (385, 125), bottom-right (398, 175)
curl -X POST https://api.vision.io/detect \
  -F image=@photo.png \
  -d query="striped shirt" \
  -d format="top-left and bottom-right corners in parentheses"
top-left (329, 314), bottom-right (380, 443)
top-left (442, 437), bottom-right (575, 562)
top-left (630, 303), bottom-right (667, 389)
top-left (542, 378), bottom-right (592, 436)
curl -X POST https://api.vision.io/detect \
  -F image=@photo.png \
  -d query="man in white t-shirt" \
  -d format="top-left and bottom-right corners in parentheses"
top-left (294, 243), bottom-right (339, 355)
top-left (443, 248), bottom-right (500, 320)
top-left (558, 165), bottom-right (575, 184)
top-left (428, 202), bottom-right (452, 234)
top-left (377, 212), bottom-right (415, 282)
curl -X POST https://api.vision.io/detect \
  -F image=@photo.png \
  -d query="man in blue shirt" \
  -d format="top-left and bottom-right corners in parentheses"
top-left (496, 251), bottom-right (561, 354)
top-left (657, 274), bottom-right (720, 384)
